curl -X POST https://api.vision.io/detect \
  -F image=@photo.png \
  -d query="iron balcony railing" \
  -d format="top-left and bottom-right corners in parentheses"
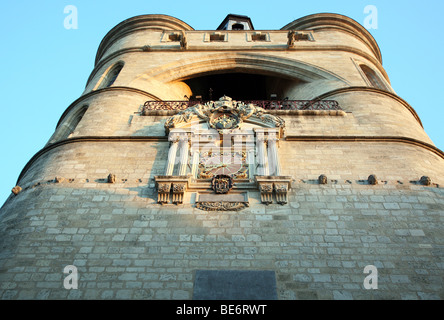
top-left (141, 99), bottom-right (341, 114)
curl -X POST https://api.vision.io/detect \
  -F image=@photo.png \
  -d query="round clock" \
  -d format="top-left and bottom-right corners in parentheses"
top-left (198, 152), bottom-right (246, 178)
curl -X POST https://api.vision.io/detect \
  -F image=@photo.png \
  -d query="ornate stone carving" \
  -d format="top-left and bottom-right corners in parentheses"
top-left (180, 32), bottom-right (188, 50)
top-left (54, 176), bottom-right (64, 183)
top-left (368, 174), bottom-right (378, 185)
top-left (165, 96), bottom-right (285, 134)
top-left (196, 201), bottom-right (248, 211)
top-left (274, 183), bottom-right (288, 205)
top-left (287, 30), bottom-right (295, 48)
top-left (172, 182), bottom-right (187, 204)
top-left (107, 174), bottom-right (116, 184)
top-left (211, 175), bottom-right (234, 194)
top-left (12, 186), bottom-right (22, 195)
top-left (155, 176), bottom-right (190, 205)
top-left (157, 182), bottom-right (171, 204)
top-left (318, 174), bottom-right (328, 185)
top-left (259, 183), bottom-right (273, 204)
top-left (256, 176), bottom-right (292, 205)
top-left (287, 31), bottom-right (310, 47)
top-left (195, 192), bottom-right (249, 211)
top-left (420, 176), bottom-right (431, 186)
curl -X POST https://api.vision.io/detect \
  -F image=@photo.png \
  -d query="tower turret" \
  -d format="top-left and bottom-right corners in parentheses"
top-left (0, 13), bottom-right (443, 300)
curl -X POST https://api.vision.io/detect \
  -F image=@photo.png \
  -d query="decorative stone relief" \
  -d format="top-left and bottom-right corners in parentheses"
top-left (172, 182), bottom-right (187, 204)
top-left (155, 176), bottom-right (190, 205)
top-left (180, 33), bottom-right (188, 50)
top-left (287, 31), bottom-right (295, 48)
top-left (196, 201), bottom-right (248, 211)
top-left (256, 176), bottom-right (292, 205)
top-left (195, 192), bottom-right (249, 211)
top-left (211, 175), bottom-right (234, 194)
top-left (287, 30), bottom-right (313, 47)
top-left (368, 174), bottom-right (378, 185)
top-left (107, 174), bottom-right (116, 184)
top-left (318, 174), bottom-right (328, 185)
top-left (54, 176), bottom-right (64, 183)
top-left (157, 97), bottom-right (291, 209)
top-left (165, 96), bottom-right (285, 135)
top-left (420, 176), bottom-right (431, 186)
top-left (12, 186), bottom-right (22, 195)
top-left (157, 182), bottom-right (171, 204)
top-left (274, 183), bottom-right (289, 205)
top-left (259, 183), bottom-right (273, 205)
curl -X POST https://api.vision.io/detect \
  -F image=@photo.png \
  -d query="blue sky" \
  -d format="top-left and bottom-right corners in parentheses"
top-left (0, 0), bottom-right (443, 204)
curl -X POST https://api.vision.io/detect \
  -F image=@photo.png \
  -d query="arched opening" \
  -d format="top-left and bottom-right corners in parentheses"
top-left (232, 23), bottom-right (244, 30)
top-left (360, 64), bottom-right (387, 90)
top-left (97, 62), bottom-right (124, 89)
top-left (183, 72), bottom-right (302, 101)
top-left (47, 105), bottom-right (89, 144)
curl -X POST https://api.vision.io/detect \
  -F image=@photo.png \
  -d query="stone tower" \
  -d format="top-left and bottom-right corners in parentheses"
top-left (0, 13), bottom-right (443, 300)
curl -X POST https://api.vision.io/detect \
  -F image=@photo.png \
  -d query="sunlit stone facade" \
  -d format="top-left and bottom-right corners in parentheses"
top-left (0, 13), bottom-right (443, 300)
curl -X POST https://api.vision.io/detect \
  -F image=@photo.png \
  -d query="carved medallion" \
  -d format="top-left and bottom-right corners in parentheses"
top-left (211, 174), bottom-right (234, 194)
top-left (209, 113), bottom-right (240, 133)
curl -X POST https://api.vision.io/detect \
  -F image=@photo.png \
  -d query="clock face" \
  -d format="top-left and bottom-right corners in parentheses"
top-left (198, 152), bottom-right (248, 179)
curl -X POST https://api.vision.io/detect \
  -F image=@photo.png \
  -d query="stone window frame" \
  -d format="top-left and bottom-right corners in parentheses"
top-left (246, 32), bottom-right (271, 42)
top-left (352, 58), bottom-right (391, 92)
top-left (204, 32), bottom-right (228, 42)
top-left (293, 31), bottom-right (314, 41)
top-left (94, 61), bottom-right (124, 90)
top-left (47, 104), bottom-right (89, 144)
top-left (161, 31), bottom-right (183, 42)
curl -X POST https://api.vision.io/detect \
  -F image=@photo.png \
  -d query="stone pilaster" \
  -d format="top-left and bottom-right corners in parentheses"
top-left (165, 136), bottom-right (179, 176)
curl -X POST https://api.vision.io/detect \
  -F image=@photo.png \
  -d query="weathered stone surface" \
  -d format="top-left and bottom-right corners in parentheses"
top-left (0, 13), bottom-right (443, 301)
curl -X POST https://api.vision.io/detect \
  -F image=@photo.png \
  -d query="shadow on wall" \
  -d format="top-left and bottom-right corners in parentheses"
top-left (124, 122), bottom-right (170, 202)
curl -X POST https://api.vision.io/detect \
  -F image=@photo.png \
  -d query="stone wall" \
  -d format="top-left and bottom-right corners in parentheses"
top-left (0, 180), bottom-right (442, 299)
top-left (1, 13), bottom-right (443, 301)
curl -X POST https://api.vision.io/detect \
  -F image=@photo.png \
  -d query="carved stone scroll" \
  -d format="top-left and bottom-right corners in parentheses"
top-left (259, 183), bottom-right (273, 205)
top-left (155, 176), bottom-right (190, 205)
top-left (172, 182), bottom-right (187, 204)
top-left (157, 183), bottom-right (171, 204)
top-left (195, 192), bottom-right (249, 211)
top-left (274, 183), bottom-right (288, 205)
top-left (196, 202), bottom-right (248, 211)
top-left (256, 176), bottom-right (292, 205)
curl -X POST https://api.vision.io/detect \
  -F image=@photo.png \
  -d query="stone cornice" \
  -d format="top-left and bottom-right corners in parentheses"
top-left (281, 13), bottom-right (382, 64)
top-left (313, 86), bottom-right (423, 128)
top-left (16, 135), bottom-right (444, 186)
top-left (87, 45), bottom-right (387, 89)
top-left (55, 87), bottom-right (161, 129)
top-left (285, 135), bottom-right (444, 161)
top-left (95, 14), bottom-right (195, 66)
